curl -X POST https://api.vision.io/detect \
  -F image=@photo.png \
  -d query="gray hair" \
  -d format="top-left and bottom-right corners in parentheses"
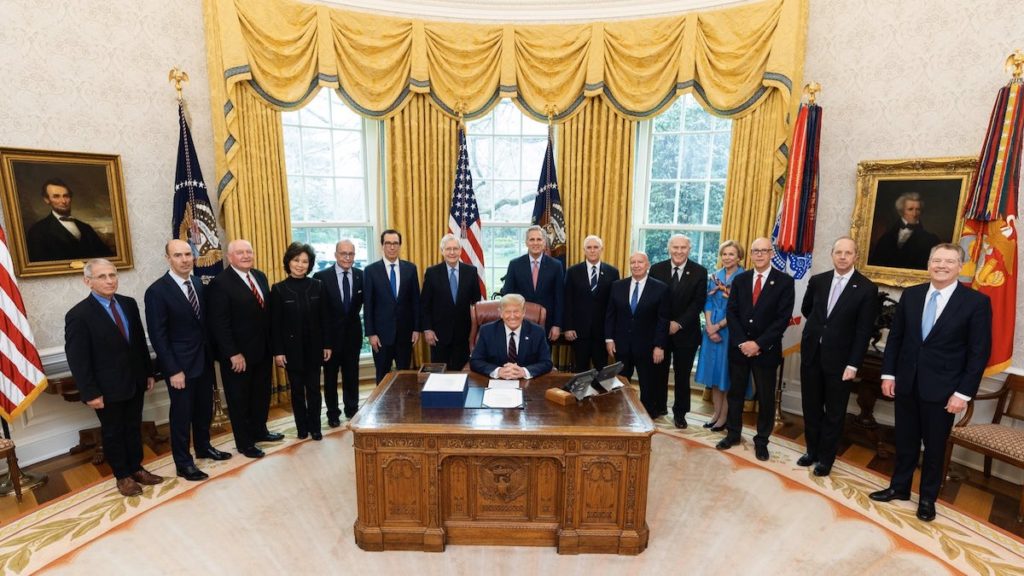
top-left (498, 293), bottom-right (526, 311)
top-left (439, 233), bottom-right (460, 252)
top-left (895, 192), bottom-right (923, 213)
top-left (83, 258), bottom-right (115, 278)
top-left (667, 233), bottom-right (692, 247)
top-left (583, 234), bottom-right (604, 248)
top-left (525, 225), bottom-right (549, 246)
top-left (929, 242), bottom-right (965, 264)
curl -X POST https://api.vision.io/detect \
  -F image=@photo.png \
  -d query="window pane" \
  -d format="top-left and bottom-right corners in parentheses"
top-left (683, 98), bottom-right (711, 131)
top-left (650, 134), bottom-right (679, 180)
top-left (707, 181), bottom-right (725, 226)
top-left (494, 102), bottom-right (522, 134)
top-left (301, 128), bottom-right (332, 176)
top-left (299, 94), bottom-right (330, 128)
top-left (522, 137), bottom-right (548, 173)
top-left (331, 95), bottom-right (362, 130)
top-left (519, 181), bottom-right (537, 222)
top-left (698, 231), bottom-right (721, 270)
top-left (492, 180), bottom-right (522, 222)
top-left (470, 137), bottom-right (493, 182)
top-left (678, 182), bottom-right (705, 225)
top-left (303, 177), bottom-right (333, 221)
top-left (288, 176), bottom-right (304, 222)
top-left (711, 131), bottom-right (731, 178)
top-left (494, 137), bottom-right (521, 180)
top-left (468, 112), bottom-right (492, 135)
top-left (680, 133), bottom-right (710, 179)
top-left (653, 103), bottom-right (681, 132)
top-left (335, 178), bottom-right (367, 222)
top-left (642, 230), bottom-right (672, 265)
top-left (648, 182), bottom-right (676, 225)
top-left (283, 126), bottom-right (303, 174)
top-left (332, 131), bottom-right (364, 178)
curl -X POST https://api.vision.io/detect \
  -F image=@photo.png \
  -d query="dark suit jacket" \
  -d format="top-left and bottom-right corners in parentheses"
top-left (869, 223), bottom-right (941, 270)
top-left (144, 272), bottom-right (210, 379)
top-left (420, 262), bottom-right (481, 346)
top-left (501, 254), bottom-right (564, 329)
top-left (65, 294), bottom-right (152, 403)
top-left (207, 267), bottom-right (271, 362)
top-left (800, 269), bottom-right (878, 376)
top-left (469, 320), bottom-right (552, 377)
top-left (882, 283), bottom-right (992, 402)
top-left (605, 277), bottom-right (670, 356)
top-left (650, 259), bottom-right (708, 348)
top-left (563, 261), bottom-right (619, 339)
top-left (26, 213), bottom-right (113, 262)
top-left (313, 264), bottom-right (364, 349)
top-left (270, 277), bottom-right (329, 369)
top-left (726, 267), bottom-right (795, 367)
top-left (363, 259), bottom-right (420, 346)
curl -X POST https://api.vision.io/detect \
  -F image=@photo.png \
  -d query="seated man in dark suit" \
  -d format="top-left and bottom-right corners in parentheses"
top-left (26, 178), bottom-right (113, 262)
top-left (501, 225), bottom-right (564, 341)
top-left (470, 293), bottom-right (552, 379)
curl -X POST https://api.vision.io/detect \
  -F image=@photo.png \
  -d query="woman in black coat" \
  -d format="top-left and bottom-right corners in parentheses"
top-left (271, 242), bottom-right (331, 440)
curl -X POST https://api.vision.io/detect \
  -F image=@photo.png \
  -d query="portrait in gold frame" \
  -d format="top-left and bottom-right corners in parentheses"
top-left (850, 157), bottom-right (976, 287)
top-left (0, 147), bottom-right (133, 277)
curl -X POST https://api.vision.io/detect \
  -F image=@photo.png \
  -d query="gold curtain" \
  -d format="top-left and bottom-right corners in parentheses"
top-left (385, 95), bottom-right (460, 365)
top-left (558, 96), bottom-right (636, 272)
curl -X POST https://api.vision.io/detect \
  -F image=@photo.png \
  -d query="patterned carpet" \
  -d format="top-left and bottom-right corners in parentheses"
top-left (1, 409), bottom-right (1022, 575)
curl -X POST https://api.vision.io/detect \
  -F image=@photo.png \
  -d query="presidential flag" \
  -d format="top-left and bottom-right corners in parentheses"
top-left (173, 102), bottom-right (223, 283)
top-left (0, 224), bottom-right (47, 421)
top-left (449, 126), bottom-right (487, 297)
top-left (531, 131), bottom-right (566, 263)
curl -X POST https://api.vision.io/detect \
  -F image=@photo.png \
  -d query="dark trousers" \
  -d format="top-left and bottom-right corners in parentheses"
top-left (891, 387), bottom-right (955, 502)
top-left (94, 386), bottom-right (145, 479)
top-left (726, 359), bottom-right (777, 446)
top-left (571, 336), bottom-right (609, 372)
top-left (287, 365), bottom-right (322, 434)
top-left (220, 356), bottom-right (272, 451)
top-left (372, 341), bottom-right (412, 383)
top-left (166, 367), bottom-right (214, 467)
top-left (430, 338), bottom-right (471, 371)
top-left (619, 347), bottom-right (665, 418)
top-left (667, 343), bottom-right (698, 420)
top-left (324, 339), bottom-right (361, 419)
top-left (800, 353), bottom-right (852, 466)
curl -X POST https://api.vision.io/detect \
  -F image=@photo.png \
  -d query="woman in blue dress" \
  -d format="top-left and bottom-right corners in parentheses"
top-left (695, 240), bottom-right (744, 430)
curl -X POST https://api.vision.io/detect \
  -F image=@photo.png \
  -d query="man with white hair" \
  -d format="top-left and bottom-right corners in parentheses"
top-left (470, 293), bottom-right (552, 379)
top-left (564, 234), bottom-right (619, 371)
top-left (421, 233), bottom-right (481, 369)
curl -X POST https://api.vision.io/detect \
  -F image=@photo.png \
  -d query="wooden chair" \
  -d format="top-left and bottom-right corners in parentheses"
top-left (0, 438), bottom-right (23, 501)
top-left (943, 374), bottom-right (1024, 522)
top-left (467, 300), bottom-right (547, 351)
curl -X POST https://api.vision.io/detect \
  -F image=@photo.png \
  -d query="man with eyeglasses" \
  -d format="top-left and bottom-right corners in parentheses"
top-left (364, 229), bottom-right (420, 383)
top-left (421, 234), bottom-right (481, 370)
top-left (716, 237), bottom-right (794, 462)
top-left (314, 239), bottom-right (364, 424)
top-left (869, 243), bottom-right (991, 522)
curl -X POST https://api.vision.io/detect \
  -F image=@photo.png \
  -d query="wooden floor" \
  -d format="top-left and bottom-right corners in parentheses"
top-left (2, 389), bottom-right (1021, 539)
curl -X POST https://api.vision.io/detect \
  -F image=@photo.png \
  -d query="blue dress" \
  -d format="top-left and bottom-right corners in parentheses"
top-left (694, 266), bottom-right (743, 391)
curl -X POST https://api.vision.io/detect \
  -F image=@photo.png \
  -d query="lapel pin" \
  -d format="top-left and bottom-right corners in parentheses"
top-left (769, 280), bottom-right (775, 286)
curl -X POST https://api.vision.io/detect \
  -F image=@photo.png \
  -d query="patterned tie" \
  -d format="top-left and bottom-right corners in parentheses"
top-left (672, 266), bottom-right (681, 285)
top-left (826, 275), bottom-right (844, 316)
top-left (449, 267), bottom-right (458, 303)
top-left (184, 280), bottom-right (201, 319)
top-left (342, 270), bottom-right (351, 313)
top-left (247, 273), bottom-right (264, 308)
top-left (109, 298), bottom-right (128, 340)
top-left (630, 281), bottom-right (639, 314)
top-left (390, 263), bottom-right (398, 299)
top-left (590, 265), bottom-right (598, 291)
top-left (921, 290), bottom-right (939, 339)
top-left (752, 273), bottom-right (763, 306)
top-left (508, 331), bottom-right (518, 363)
top-left (532, 260), bottom-right (539, 290)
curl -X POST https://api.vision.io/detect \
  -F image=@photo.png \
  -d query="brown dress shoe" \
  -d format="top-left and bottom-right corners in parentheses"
top-left (117, 476), bottom-right (143, 497)
top-left (132, 468), bottom-right (164, 485)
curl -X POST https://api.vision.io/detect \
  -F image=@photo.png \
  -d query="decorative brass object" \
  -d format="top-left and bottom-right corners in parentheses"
top-left (803, 81), bottom-right (821, 105)
top-left (168, 67), bottom-right (189, 101)
top-left (1005, 49), bottom-right (1024, 80)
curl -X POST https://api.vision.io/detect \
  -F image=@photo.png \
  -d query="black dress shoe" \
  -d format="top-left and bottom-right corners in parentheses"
top-left (813, 464), bottom-right (831, 477)
top-left (673, 419), bottom-right (688, 429)
top-left (297, 431), bottom-right (309, 440)
top-left (716, 437), bottom-right (738, 450)
top-left (916, 500), bottom-right (936, 522)
top-left (702, 421), bottom-right (715, 429)
top-left (241, 447), bottom-right (265, 459)
top-left (311, 431), bottom-right (323, 441)
top-left (196, 447), bottom-right (232, 461)
top-left (328, 418), bottom-right (341, 428)
top-left (755, 444), bottom-right (770, 461)
top-left (796, 453), bottom-right (817, 467)
top-left (176, 465), bottom-right (209, 482)
top-left (257, 432), bottom-right (285, 442)
top-left (868, 488), bottom-right (911, 502)
top-left (710, 425), bottom-right (726, 432)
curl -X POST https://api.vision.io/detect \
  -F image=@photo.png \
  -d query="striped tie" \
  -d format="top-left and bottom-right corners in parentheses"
top-left (184, 280), bottom-right (201, 318)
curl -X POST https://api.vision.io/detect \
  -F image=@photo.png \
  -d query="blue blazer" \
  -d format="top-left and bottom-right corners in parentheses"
top-left (144, 272), bottom-right (211, 379)
top-left (882, 282), bottom-right (991, 402)
top-left (363, 259), bottom-right (420, 346)
top-left (470, 319), bottom-right (552, 377)
top-left (501, 254), bottom-right (564, 330)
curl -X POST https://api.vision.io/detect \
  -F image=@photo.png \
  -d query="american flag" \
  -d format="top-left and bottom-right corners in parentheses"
top-left (0, 224), bottom-right (47, 421)
top-left (448, 126), bottom-right (486, 297)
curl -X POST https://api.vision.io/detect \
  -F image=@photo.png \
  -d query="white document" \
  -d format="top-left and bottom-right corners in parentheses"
top-left (488, 379), bottom-right (521, 389)
top-left (482, 388), bottom-right (523, 408)
top-left (422, 373), bottom-right (468, 392)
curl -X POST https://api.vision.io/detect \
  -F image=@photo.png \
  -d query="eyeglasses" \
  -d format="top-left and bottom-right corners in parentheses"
top-left (337, 252), bottom-right (355, 257)
top-left (382, 241), bottom-right (401, 247)
top-left (750, 248), bottom-right (772, 255)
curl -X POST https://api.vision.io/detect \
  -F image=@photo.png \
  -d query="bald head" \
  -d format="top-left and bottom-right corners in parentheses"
top-left (334, 239), bottom-right (355, 270)
top-left (165, 239), bottom-right (195, 277)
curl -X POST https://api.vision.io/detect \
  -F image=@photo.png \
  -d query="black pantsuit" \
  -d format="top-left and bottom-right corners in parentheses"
top-left (271, 276), bottom-right (330, 435)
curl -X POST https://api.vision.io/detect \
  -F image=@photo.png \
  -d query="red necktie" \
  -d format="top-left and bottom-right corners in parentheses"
top-left (247, 274), bottom-right (264, 308)
top-left (110, 298), bottom-right (128, 340)
top-left (531, 260), bottom-right (539, 290)
top-left (752, 273), bottom-right (763, 306)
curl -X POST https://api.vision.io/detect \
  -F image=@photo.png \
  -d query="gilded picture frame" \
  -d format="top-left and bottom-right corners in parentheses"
top-left (0, 147), bottom-right (133, 277)
top-left (850, 156), bottom-right (976, 288)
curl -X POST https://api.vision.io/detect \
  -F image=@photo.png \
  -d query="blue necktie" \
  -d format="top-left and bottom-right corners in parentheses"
top-left (921, 290), bottom-right (939, 339)
top-left (590, 266), bottom-right (598, 291)
top-left (449, 267), bottom-right (458, 303)
top-left (630, 281), bottom-right (639, 314)
top-left (389, 263), bottom-right (398, 299)
top-left (342, 270), bottom-right (351, 313)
